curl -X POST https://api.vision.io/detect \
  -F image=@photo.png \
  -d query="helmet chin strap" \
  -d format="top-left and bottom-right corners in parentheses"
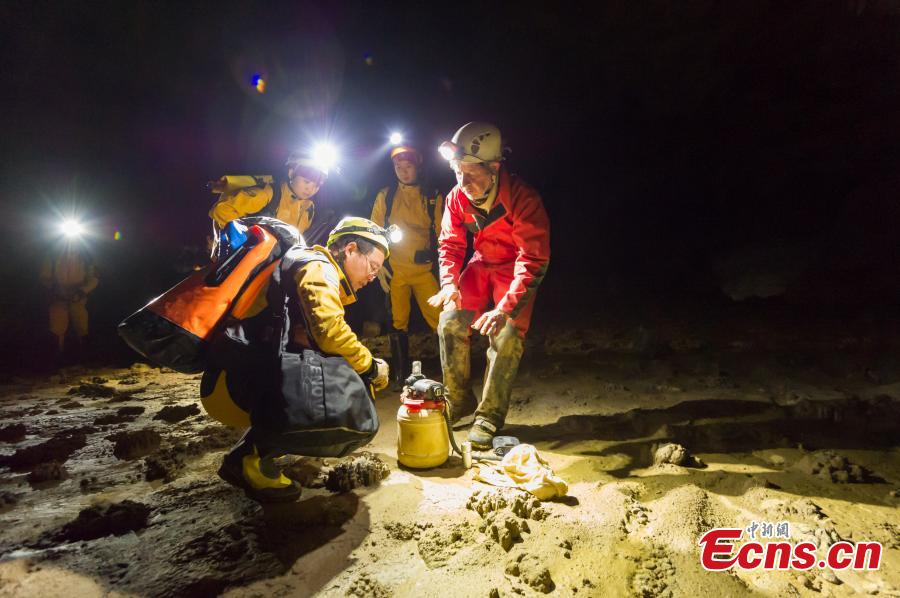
top-left (468, 173), bottom-right (497, 206)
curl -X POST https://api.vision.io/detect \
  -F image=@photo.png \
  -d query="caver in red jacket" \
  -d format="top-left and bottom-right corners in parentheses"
top-left (438, 167), bottom-right (550, 335)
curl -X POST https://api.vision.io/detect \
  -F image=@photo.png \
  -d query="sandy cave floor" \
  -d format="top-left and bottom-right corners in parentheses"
top-left (0, 327), bottom-right (898, 597)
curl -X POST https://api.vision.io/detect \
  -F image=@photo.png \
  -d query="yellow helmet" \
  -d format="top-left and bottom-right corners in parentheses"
top-left (327, 216), bottom-right (401, 258)
top-left (390, 144), bottom-right (422, 165)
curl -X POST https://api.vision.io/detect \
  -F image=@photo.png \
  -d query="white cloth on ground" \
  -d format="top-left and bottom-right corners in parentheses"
top-left (472, 443), bottom-right (568, 500)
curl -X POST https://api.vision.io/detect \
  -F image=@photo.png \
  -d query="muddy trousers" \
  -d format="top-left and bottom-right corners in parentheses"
top-left (49, 298), bottom-right (88, 350)
top-left (438, 310), bottom-right (525, 429)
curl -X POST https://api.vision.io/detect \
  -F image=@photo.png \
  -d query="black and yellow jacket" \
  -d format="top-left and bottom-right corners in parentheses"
top-left (281, 245), bottom-right (373, 375)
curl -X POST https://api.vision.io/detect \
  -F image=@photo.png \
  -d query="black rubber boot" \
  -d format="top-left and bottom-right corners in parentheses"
top-left (389, 331), bottom-right (410, 388)
top-left (389, 331), bottom-right (410, 389)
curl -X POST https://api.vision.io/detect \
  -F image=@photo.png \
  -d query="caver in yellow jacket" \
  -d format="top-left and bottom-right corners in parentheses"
top-left (210, 180), bottom-right (315, 236)
top-left (201, 244), bottom-right (375, 429)
top-left (40, 248), bottom-right (99, 349)
top-left (283, 245), bottom-right (374, 374)
top-left (371, 183), bottom-right (443, 331)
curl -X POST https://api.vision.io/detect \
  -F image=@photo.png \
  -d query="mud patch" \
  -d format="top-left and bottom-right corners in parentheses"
top-left (631, 545), bottom-right (676, 598)
top-left (791, 450), bottom-right (880, 483)
top-left (143, 427), bottom-right (241, 482)
top-left (0, 430), bottom-right (87, 470)
top-left (0, 423), bottom-right (26, 443)
top-left (49, 500), bottom-right (151, 543)
top-left (383, 521), bottom-right (427, 542)
top-left (56, 400), bottom-right (84, 409)
top-left (107, 429), bottom-right (161, 460)
top-left (323, 452), bottom-right (390, 493)
top-left (347, 571), bottom-right (391, 597)
top-left (68, 383), bottom-right (116, 398)
top-left (0, 491), bottom-right (20, 508)
top-left (27, 461), bottom-right (66, 485)
top-left (467, 488), bottom-right (548, 521)
top-left (416, 521), bottom-right (475, 568)
top-left (481, 511), bottom-right (530, 551)
top-left (506, 551), bottom-right (555, 593)
top-left (153, 403), bottom-right (200, 423)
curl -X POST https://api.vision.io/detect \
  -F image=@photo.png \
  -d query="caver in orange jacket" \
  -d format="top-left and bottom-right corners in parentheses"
top-left (438, 167), bottom-right (550, 320)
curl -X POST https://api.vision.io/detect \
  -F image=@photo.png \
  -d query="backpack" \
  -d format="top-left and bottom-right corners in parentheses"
top-left (208, 176), bottom-right (284, 260)
top-left (118, 217), bottom-right (300, 373)
top-left (200, 246), bottom-right (379, 458)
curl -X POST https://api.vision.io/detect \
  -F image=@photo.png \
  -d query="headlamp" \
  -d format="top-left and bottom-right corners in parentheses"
top-left (311, 142), bottom-right (339, 172)
top-left (386, 224), bottom-right (403, 244)
top-left (59, 219), bottom-right (85, 239)
top-left (438, 141), bottom-right (463, 162)
top-left (389, 132), bottom-right (403, 146)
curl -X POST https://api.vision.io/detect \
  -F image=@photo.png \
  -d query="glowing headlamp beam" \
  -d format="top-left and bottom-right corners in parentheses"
top-left (59, 219), bottom-right (85, 239)
top-left (389, 132), bottom-right (403, 146)
top-left (438, 143), bottom-right (458, 161)
top-left (387, 225), bottom-right (403, 244)
top-left (312, 143), bottom-right (339, 171)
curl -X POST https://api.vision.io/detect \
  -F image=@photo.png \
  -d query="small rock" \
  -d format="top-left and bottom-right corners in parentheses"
top-left (653, 443), bottom-right (701, 467)
top-left (107, 429), bottom-right (161, 460)
top-left (0, 424), bottom-right (27, 443)
top-left (27, 461), bottom-right (66, 484)
top-left (153, 404), bottom-right (201, 423)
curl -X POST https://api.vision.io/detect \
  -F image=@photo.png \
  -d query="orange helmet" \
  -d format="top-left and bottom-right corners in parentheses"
top-left (390, 145), bottom-right (422, 165)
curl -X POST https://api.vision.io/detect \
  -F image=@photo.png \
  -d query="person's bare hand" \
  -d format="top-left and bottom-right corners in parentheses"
top-left (472, 309), bottom-right (508, 336)
top-left (427, 284), bottom-right (459, 309)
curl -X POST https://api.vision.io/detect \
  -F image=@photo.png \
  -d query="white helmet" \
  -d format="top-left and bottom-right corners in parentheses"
top-left (439, 122), bottom-right (503, 163)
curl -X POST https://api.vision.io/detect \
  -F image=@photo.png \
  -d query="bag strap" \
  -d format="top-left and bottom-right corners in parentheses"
top-left (384, 184), bottom-right (398, 224)
top-left (271, 249), bottom-right (332, 354)
top-left (257, 178), bottom-right (282, 218)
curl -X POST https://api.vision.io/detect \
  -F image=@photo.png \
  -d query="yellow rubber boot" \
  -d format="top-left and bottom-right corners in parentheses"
top-left (218, 438), bottom-right (301, 502)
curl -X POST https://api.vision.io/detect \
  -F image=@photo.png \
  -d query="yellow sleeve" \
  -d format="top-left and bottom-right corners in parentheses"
top-left (209, 186), bottom-right (273, 228)
top-left (370, 188), bottom-right (388, 227)
top-left (433, 192), bottom-right (444, 238)
top-left (294, 261), bottom-right (373, 374)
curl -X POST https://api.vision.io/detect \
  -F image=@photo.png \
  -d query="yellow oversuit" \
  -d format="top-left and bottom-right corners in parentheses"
top-left (371, 183), bottom-right (443, 331)
top-left (41, 249), bottom-right (99, 350)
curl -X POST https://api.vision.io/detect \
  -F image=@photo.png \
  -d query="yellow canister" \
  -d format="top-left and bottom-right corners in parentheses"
top-left (397, 403), bottom-right (450, 469)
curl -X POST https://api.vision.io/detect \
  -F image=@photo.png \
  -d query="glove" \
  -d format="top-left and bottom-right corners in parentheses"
top-left (427, 284), bottom-right (460, 309)
top-left (371, 358), bottom-right (389, 392)
top-left (376, 268), bottom-right (391, 294)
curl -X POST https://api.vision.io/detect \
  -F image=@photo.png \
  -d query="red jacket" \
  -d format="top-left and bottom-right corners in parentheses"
top-left (439, 168), bottom-right (550, 319)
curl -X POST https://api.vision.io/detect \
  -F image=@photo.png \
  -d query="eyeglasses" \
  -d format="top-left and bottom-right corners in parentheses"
top-left (364, 252), bottom-right (383, 274)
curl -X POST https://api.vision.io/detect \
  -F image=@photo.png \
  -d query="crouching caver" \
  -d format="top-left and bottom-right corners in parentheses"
top-left (428, 122), bottom-right (550, 450)
top-left (213, 217), bottom-right (392, 502)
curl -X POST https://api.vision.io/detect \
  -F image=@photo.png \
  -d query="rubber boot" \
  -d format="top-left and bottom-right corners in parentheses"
top-left (475, 322), bottom-right (525, 431)
top-left (218, 430), bottom-right (302, 503)
top-left (438, 310), bottom-right (478, 423)
top-left (389, 331), bottom-right (410, 389)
